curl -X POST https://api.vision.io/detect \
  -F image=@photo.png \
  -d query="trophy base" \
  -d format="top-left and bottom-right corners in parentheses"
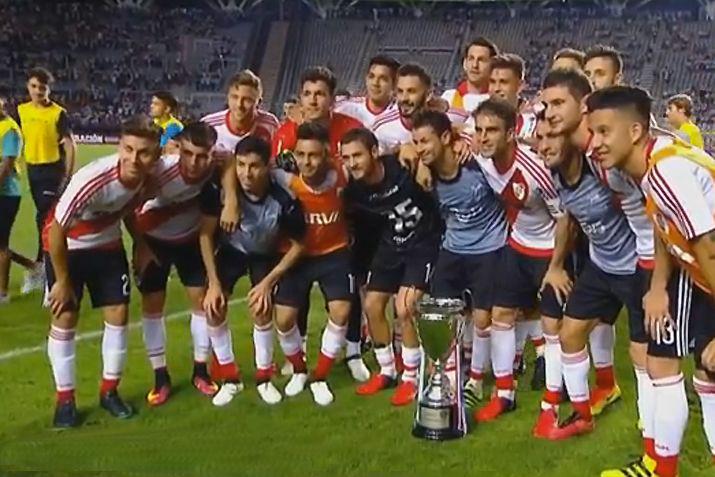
top-left (412, 423), bottom-right (466, 441)
top-left (412, 405), bottom-right (467, 441)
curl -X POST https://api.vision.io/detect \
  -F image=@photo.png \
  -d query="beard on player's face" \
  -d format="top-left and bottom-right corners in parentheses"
top-left (398, 94), bottom-right (426, 119)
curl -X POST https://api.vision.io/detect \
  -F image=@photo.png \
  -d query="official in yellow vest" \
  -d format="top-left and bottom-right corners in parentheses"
top-left (17, 67), bottom-right (76, 287)
top-left (586, 86), bottom-right (715, 477)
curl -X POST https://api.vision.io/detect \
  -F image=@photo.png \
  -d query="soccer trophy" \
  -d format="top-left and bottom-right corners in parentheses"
top-left (412, 296), bottom-right (468, 441)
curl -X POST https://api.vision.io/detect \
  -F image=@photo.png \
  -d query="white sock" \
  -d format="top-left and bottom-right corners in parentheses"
top-left (490, 320), bottom-right (515, 379)
top-left (320, 319), bottom-right (347, 359)
top-left (471, 326), bottom-right (491, 379)
top-left (392, 315), bottom-right (403, 355)
top-left (635, 366), bottom-right (655, 441)
top-left (694, 377), bottom-right (715, 455)
top-left (374, 344), bottom-right (397, 378)
top-left (142, 314), bottom-right (166, 370)
top-left (190, 312), bottom-right (210, 363)
top-left (47, 325), bottom-right (76, 392)
top-left (462, 318), bottom-right (473, 361)
top-left (515, 321), bottom-right (529, 357)
top-left (401, 345), bottom-right (421, 383)
top-left (346, 340), bottom-right (361, 358)
top-left (652, 373), bottom-right (688, 457)
top-left (562, 347), bottom-right (590, 404)
top-left (253, 323), bottom-right (274, 372)
top-left (544, 334), bottom-right (563, 395)
top-left (277, 325), bottom-right (303, 357)
top-left (589, 323), bottom-right (615, 369)
top-left (208, 321), bottom-right (235, 365)
top-left (526, 320), bottom-right (545, 357)
top-left (102, 322), bottom-right (128, 381)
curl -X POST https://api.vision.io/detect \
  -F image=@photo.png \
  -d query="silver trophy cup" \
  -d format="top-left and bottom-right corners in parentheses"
top-left (412, 296), bottom-right (468, 440)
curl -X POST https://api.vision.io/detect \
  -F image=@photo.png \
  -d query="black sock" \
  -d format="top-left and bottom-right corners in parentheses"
top-left (154, 367), bottom-right (170, 388)
top-left (193, 361), bottom-right (209, 379)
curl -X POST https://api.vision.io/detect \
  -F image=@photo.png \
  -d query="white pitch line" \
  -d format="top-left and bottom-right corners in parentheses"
top-left (0, 297), bottom-right (247, 363)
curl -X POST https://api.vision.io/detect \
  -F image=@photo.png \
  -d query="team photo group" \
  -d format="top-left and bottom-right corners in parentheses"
top-left (2, 26), bottom-right (715, 477)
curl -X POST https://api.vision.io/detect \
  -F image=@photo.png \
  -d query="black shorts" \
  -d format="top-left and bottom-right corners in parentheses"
top-left (0, 195), bottom-right (20, 248)
top-left (136, 236), bottom-right (206, 294)
top-left (274, 248), bottom-right (355, 307)
top-left (45, 248), bottom-right (130, 310)
top-left (649, 269), bottom-right (714, 360)
top-left (431, 248), bottom-right (502, 311)
top-left (366, 240), bottom-right (439, 294)
top-left (564, 260), bottom-right (648, 343)
top-left (216, 245), bottom-right (275, 294)
top-left (27, 162), bottom-right (65, 219)
top-left (493, 245), bottom-right (564, 319)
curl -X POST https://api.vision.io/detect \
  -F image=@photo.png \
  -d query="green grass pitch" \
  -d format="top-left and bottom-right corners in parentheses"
top-left (0, 145), bottom-right (712, 476)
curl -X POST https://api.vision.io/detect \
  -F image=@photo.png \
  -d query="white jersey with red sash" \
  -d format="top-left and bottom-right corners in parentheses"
top-left (51, 154), bottom-right (142, 250)
top-left (477, 143), bottom-right (562, 257)
top-left (642, 136), bottom-right (715, 293)
top-left (134, 154), bottom-right (211, 242)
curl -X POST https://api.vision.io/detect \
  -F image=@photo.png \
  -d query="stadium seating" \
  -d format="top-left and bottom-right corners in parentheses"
top-left (2, 0), bottom-right (714, 148)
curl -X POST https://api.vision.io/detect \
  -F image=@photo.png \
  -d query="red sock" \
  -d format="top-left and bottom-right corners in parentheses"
top-left (286, 351), bottom-right (307, 374)
top-left (312, 352), bottom-right (335, 381)
top-left (100, 378), bottom-right (119, 395)
top-left (495, 375), bottom-right (514, 391)
top-left (543, 389), bottom-right (562, 406)
top-left (655, 454), bottom-right (678, 477)
top-left (217, 361), bottom-right (241, 382)
top-left (572, 400), bottom-right (592, 421)
top-left (644, 438), bottom-right (656, 460)
top-left (57, 389), bottom-right (75, 404)
top-left (255, 367), bottom-right (273, 384)
top-left (469, 370), bottom-right (484, 381)
top-left (595, 365), bottom-right (615, 390)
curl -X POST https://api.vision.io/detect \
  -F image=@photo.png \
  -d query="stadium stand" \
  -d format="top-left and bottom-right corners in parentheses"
top-left (2, 0), bottom-right (714, 149)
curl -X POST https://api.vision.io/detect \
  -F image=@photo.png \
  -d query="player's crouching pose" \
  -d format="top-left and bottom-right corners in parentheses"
top-left (45, 116), bottom-right (162, 428)
top-left (128, 122), bottom-right (225, 407)
top-left (200, 136), bottom-right (305, 406)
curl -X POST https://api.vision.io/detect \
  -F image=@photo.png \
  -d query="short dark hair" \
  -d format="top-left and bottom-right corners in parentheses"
top-left (474, 97), bottom-right (517, 132)
top-left (667, 93), bottom-right (694, 118)
top-left (396, 63), bottom-right (432, 89)
top-left (584, 44), bottom-right (623, 74)
top-left (464, 37), bottom-right (499, 59)
top-left (412, 110), bottom-right (452, 137)
top-left (300, 66), bottom-right (337, 96)
top-left (542, 68), bottom-right (593, 101)
top-left (28, 67), bottom-right (54, 85)
top-left (284, 95), bottom-right (299, 105)
top-left (490, 53), bottom-right (525, 81)
top-left (120, 114), bottom-right (162, 143)
top-left (297, 121), bottom-right (330, 145)
top-left (341, 128), bottom-right (378, 152)
top-left (176, 121), bottom-right (217, 150)
top-left (152, 90), bottom-right (178, 112)
top-left (368, 55), bottom-right (400, 78)
top-left (586, 86), bottom-right (652, 128)
top-left (553, 48), bottom-right (586, 68)
top-left (227, 69), bottom-right (263, 96)
top-left (234, 135), bottom-right (271, 164)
